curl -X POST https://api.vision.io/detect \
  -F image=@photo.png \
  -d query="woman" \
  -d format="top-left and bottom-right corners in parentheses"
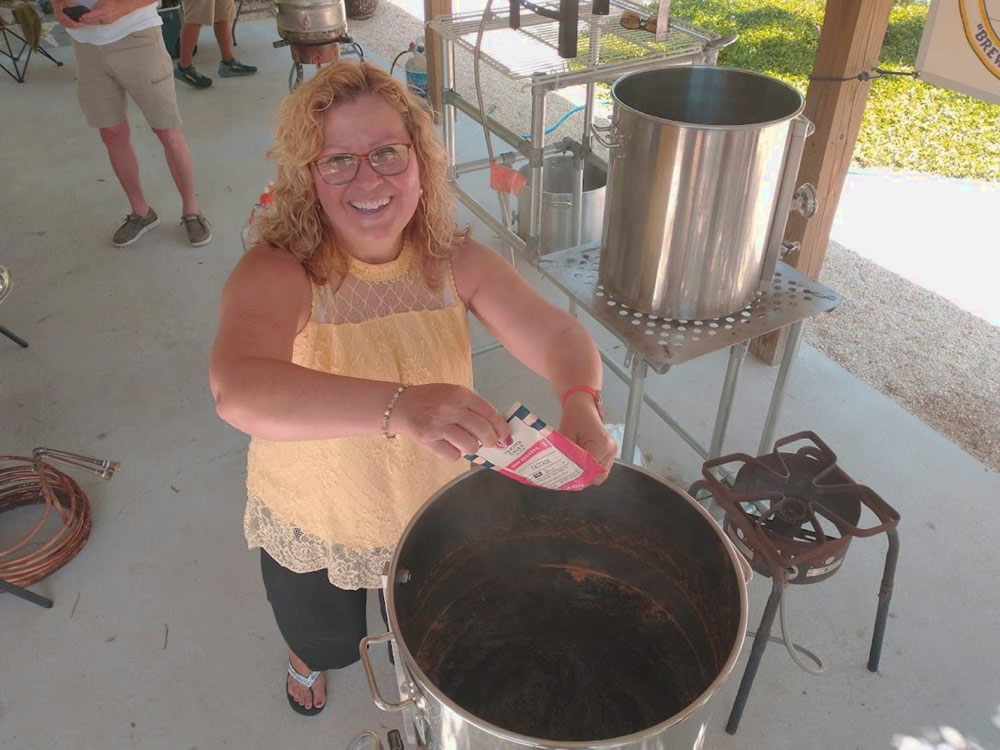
top-left (209, 62), bottom-right (616, 716)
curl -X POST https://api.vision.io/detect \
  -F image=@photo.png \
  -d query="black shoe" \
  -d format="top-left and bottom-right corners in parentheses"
top-left (174, 63), bottom-right (212, 88)
top-left (218, 58), bottom-right (257, 77)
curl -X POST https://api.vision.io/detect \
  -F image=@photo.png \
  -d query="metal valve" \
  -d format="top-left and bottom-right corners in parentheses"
top-left (791, 183), bottom-right (818, 218)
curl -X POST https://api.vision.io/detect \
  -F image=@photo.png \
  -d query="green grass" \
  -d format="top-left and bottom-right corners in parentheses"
top-left (629, 0), bottom-right (1000, 180)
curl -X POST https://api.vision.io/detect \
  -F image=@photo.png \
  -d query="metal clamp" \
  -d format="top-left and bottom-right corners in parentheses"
top-left (359, 632), bottom-right (416, 712)
top-left (780, 240), bottom-right (801, 257)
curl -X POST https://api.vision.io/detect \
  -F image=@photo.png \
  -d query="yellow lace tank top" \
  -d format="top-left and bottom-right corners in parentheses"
top-left (244, 243), bottom-right (473, 589)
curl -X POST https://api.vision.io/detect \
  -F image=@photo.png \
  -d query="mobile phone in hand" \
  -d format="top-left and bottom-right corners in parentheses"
top-left (63, 5), bottom-right (92, 21)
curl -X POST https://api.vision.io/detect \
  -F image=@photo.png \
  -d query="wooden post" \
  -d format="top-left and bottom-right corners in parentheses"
top-left (424, 0), bottom-right (452, 123)
top-left (750, 0), bottom-right (895, 364)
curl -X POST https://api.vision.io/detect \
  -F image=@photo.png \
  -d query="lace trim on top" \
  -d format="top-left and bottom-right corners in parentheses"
top-left (245, 494), bottom-right (394, 590)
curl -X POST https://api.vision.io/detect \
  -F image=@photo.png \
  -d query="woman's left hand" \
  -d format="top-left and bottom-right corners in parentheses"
top-left (559, 392), bottom-right (617, 485)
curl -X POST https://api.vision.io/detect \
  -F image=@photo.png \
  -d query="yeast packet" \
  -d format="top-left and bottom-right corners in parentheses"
top-left (465, 402), bottom-right (605, 491)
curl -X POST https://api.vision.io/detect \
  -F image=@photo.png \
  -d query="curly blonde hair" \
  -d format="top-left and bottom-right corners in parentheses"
top-left (255, 62), bottom-right (466, 286)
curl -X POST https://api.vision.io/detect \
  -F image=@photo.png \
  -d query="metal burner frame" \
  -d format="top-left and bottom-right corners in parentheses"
top-left (690, 431), bottom-right (901, 734)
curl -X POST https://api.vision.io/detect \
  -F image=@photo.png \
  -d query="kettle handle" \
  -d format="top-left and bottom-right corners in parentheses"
top-left (590, 122), bottom-right (624, 149)
top-left (758, 115), bottom-right (815, 291)
top-left (359, 631), bottom-right (416, 712)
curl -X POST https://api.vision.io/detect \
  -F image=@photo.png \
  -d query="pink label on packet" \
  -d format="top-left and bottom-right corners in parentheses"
top-left (466, 402), bottom-right (605, 491)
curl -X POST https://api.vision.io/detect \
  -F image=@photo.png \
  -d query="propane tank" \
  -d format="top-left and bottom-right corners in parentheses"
top-left (404, 38), bottom-right (428, 100)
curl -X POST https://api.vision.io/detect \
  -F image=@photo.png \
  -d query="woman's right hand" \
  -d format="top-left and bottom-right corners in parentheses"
top-left (392, 384), bottom-right (511, 462)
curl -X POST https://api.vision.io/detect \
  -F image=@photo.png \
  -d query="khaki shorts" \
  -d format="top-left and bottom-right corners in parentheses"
top-left (72, 28), bottom-right (181, 131)
top-left (183, 0), bottom-right (235, 27)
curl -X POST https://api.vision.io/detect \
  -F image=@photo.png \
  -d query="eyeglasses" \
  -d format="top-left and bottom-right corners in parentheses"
top-left (619, 10), bottom-right (658, 33)
top-left (312, 143), bottom-right (413, 186)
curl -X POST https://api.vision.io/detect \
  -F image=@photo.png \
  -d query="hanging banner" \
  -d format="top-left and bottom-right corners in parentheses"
top-left (916, 0), bottom-right (1000, 105)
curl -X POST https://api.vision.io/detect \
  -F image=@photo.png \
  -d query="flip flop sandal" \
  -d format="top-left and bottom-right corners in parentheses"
top-left (286, 660), bottom-right (325, 716)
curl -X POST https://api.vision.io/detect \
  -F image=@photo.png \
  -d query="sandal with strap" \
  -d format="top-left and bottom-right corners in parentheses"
top-left (286, 660), bottom-right (326, 716)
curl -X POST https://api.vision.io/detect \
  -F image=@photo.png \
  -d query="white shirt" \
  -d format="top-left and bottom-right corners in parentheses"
top-left (65, 1), bottom-right (161, 46)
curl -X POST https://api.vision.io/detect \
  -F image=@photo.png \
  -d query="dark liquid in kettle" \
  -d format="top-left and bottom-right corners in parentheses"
top-left (413, 565), bottom-right (707, 742)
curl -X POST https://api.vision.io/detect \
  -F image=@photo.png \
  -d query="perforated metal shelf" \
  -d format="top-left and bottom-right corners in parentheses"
top-left (539, 246), bottom-right (840, 373)
top-left (427, 0), bottom-right (719, 85)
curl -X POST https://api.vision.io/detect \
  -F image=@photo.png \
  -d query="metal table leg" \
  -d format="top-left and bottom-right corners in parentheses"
top-left (757, 320), bottom-right (805, 455)
top-left (525, 80), bottom-right (547, 266)
top-left (0, 324), bottom-right (28, 348)
top-left (620, 355), bottom-right (648, 464)
top-left (868, 528), bottom-right (900, 672)
top-left (0, 578), bottom-right (53, 608)
top-left (440, 37), bottom-right (457, 177)
top-left (709, 340), bottom-right (749, 458)
top-left (726, 578), bottom-right (783, 734)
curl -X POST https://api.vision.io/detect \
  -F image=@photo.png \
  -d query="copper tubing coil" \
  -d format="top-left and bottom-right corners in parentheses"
top-left (0, 450), bottom-right (119, 588)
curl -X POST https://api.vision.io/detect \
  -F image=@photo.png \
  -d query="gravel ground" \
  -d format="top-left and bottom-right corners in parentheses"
top-left (243, 5), bottom-right (1000, 472)
top-left (809, 241), bottom-right (1000, 471)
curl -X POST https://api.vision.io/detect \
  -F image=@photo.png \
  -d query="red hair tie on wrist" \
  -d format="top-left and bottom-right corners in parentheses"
top-left (560, 385), bottom-right (604, 421)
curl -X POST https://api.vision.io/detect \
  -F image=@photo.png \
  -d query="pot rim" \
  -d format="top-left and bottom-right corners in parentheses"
top-left (384, 460), bottom-right (750, 749)
top-left (610, 65), bottom-right (805, 132)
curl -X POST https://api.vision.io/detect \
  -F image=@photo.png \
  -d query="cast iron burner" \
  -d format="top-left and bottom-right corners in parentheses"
top-left (690, 431), bottom-right (901, 734)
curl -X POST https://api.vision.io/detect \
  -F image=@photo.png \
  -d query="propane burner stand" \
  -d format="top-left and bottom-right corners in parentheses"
top-left (690, 431), bottom-right (901, 734)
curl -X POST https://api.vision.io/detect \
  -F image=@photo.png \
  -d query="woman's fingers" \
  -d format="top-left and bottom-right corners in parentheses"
top-left (425, 439), bottom-right (462, 462)
top-left (441, 425), bottom-right (483, 457)
top-left (458, 411), bottom-right (504, 449)
top-left (465, 392), bottom-right (511, 443)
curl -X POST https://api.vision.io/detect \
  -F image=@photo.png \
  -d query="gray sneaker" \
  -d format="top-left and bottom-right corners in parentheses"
top-left (181, 213), bottom-right (213, 247)
top-left (112, 209), bottom-right (159, 247)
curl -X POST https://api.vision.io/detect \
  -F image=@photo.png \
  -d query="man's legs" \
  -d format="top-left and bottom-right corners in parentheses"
top-left (178, 22), bottom-right (201, 69)
top-left (151, 126), bottom-right (198, 216)
top-left (213, 18), bottom-right (233, 63)
top-left (176, 0), bottom-right (212, 87)
top-left (214, 0), bottom-right (256, 74)
top-left (99, 120), bottom-right (151, 217)
top-left (152, 125), bottom-right (212, 246)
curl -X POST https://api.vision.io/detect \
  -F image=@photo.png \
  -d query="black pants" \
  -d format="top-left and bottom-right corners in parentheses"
top-left (260, 549), bottom-right (387, 672)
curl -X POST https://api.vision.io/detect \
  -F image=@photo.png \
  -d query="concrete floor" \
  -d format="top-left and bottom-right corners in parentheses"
top-left (2, 18), bottom-right (999, 750)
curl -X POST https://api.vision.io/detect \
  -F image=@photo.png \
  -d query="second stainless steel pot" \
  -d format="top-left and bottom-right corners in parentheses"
top-left (596, 66), bottom-right (813, 321)
top-left (516, 154), bottom-right (607, 255)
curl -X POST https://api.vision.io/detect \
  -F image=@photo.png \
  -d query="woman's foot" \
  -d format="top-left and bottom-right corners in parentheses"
top-left (287, 650), bottom-right (326, 714)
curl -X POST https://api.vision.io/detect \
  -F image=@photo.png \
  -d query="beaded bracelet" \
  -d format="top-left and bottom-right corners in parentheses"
top-left (381, 384), bottom-right (409, 440)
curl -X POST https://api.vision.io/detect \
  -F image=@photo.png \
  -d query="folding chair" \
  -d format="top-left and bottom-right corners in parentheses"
top-left (0, 14), bottom-right (64, 83)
